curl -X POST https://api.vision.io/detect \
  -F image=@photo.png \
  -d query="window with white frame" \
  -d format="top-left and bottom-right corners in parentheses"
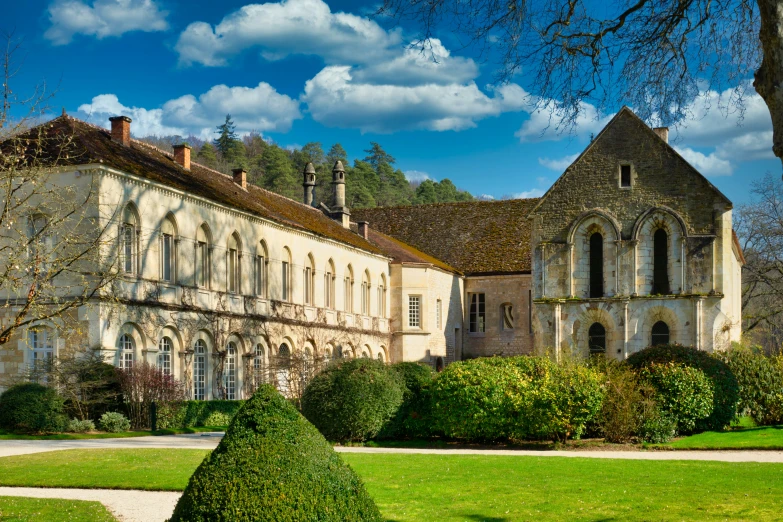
top-left (254, 343), bottom-right (266, 386)
top-left (282, 261), bottom-right (290, 301)
top-left (224, 342), bottom-right (237, 400)
top-left (28, 327), bottom-right (54, 373)
top-left (469, 293), bottom-right (486, 333)
top-left (193, 340), bottom-right (207, 400)
top-left (121, 224), bottom-right (136, 275)
top-left (378, 279), bottom-right (386, 318)
top-left (408, 295), bottom-right (421, 328)
top-left (160, 217), bottom-right (176, 283)
top-left (361, 271), bottom-right (370, 315)
top-left (158, 337), bottom-right (172, 376)
top-left (255, 254), bottom-right (265, 296)
top-left (344, 268), bottom-right (354, 312)
top-left (304, 257), bottom-right (315, 305)
top-left (118, 334), bottom-right (134, 369)
top-left (325, 261), bottom-right (335, 309)
top-left (196, 225), bottom-right (210, 288)
top-left (436, 299), bottom-right (442, 330)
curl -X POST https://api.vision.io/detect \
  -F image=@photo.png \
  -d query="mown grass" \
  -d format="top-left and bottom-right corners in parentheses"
top-left (0, 496), bottom-right (116, 521)
top-left (1, 449), bottom-right (782, 520)
top-left (0, 426), bottom-right (225, 440)
top-left (665, 425), bottom-right (783, 450)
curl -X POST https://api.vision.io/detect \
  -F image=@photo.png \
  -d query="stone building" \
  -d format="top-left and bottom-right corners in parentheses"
top-left (0, 107), bottom-right (743, 397)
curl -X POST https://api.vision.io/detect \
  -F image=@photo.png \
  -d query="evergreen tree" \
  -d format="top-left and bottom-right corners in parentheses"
top-left (197, 142), bottom-right (218, 168)
top-left (261, 145), bottom-right (298, 199)
top-left (363, 142), bottom-right (396, 171)
top-left (326, 143), bottom-right (348, 167)
top-left (414, 179), bottom-right (439, 204)
top-left (213, 114), bottom-right (239, 157)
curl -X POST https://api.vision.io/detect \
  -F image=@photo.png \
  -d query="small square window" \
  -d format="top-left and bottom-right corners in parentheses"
top-left (620, 165), bottom-right (631, 187)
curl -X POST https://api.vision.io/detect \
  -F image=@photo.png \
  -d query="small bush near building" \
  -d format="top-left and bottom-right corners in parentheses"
top-left (0, 383), bottom-right (67, 434)
top-left (301, 358), bottom-right (405, 442)
top-left (67, 418), bottom-right (96, 433)
top-left (378, 362), bottom-right (435, 439)
top-left (430, 357), bottom-right (604, 443)
top-left (627, 344), bottom-right (739, 430)
top-left (157, 400), bottom-right (244, 429)
top-left (116, 362), bottom-right (186, 429)
top-left (640, 363), bottom-right (714, 434)
top-left (592, 361), bottom-right (650, 442)
top-left (169, 384), bottom-right (382, 522)
top-left (99, 412), bottom-right (130, 433)
top-left (718, 345), bottom-right (783, 425)
top-left (638, 407), bottom-right (678, 443)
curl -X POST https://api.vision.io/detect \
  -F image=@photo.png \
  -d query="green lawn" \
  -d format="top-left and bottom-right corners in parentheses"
top-left (0, 496), bottom-right (116, 521)
top-left (0, 426), bottom-right (225, 440)
top-left (1, 449), bottom-right (782, 520)
top-left (666, 425), bottom-right (783, 450)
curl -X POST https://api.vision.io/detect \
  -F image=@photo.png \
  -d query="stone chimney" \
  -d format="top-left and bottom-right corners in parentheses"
top-left (358, 221), bottom-right (369, 240)
top-left (109, 116), bottom-right (132, 147)
top-left (330, 160), bottom-right (350, 228)
top-left (653, 127), bottom-right (669, 144)
top-left (173, 143), bottom-right (191, 170)
top-left (232, 168), bottom-right (247, 190)
top-left (303, 162), bottom-right (316, 206)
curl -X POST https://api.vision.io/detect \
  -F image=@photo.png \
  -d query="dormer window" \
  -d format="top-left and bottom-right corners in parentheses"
top-left (620, 165), bottom-right (632, 188)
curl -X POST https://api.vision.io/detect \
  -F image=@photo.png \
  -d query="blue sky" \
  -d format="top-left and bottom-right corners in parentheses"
top-left (4, 0), bottom-right (780, 203)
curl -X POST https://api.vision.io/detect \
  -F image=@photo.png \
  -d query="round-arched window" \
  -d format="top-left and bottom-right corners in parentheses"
top-left (118, 334), bottom-right (134, 369)
top-left (158, 337), bottom-right (172, 376)
top-left (651, 321), bottom-right (670, 346)
top-left (588, 323), bottom-right (606, 354)
top-left (193, 339), bottom-right (207, 400)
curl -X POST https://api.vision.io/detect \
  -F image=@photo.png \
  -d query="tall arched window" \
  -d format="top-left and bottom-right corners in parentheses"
top-left (589, 232), bottom-right (604, 298)
top-left (158, 337), bottom-right (172, 376)
top-left (344, 265), bottom-right (354, 312)
top-left (118, 334), bottom-right (134, 369)
top-left (653, 229), bottom-right (670, 295)
top-left (651, 321), bottom-right (670, 346)
top-left (227, 232), bottom-right (241, 294)
top-left (160, 215), bottom-right (177, 283)
top-left (121, 204), bottom-right (138, 275)
top-left (196, 224), bottom-right (211, 289)
top-left (255, 241), bottom-right (268, 297)
top-left (28, 327), bottom-right (54, 373)
top-left (193, 339), bottom-right (207, 400)
top-left (588, 323), bottom-right (606, 354)
top-left (282, 247), bottom-right (292, 301)
top-left (224, 342), bottom-right (237, 400)
top-left (254, 343), bottom-right (266, 386)
top-left (361, 270), bottom-right (371, 315)
top-left (304, 254), bottom-right (315, 305)
top-left (378, 274), bottom-right (387, 318)
top-left (325, 259), bottom-right (335, 309)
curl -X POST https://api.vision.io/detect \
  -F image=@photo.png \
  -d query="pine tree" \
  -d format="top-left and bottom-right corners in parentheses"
top-left (197, 142), bottom-right (218, 168)
top-left (213, 114), bottom-right (239, 157)
top-left (261, 145), bottom-right (298, 199)
top-left (363, 142), bottom-right (396, 171)
top-left (326, 143), bottom-right (348, 167)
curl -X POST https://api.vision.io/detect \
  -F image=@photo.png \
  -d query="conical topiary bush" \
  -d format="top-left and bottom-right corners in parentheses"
top-left (168, 384), bottom-right (382, 522)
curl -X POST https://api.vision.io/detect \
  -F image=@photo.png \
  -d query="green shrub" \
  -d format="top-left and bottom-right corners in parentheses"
top-left (592, 361), bottom-right (650, 442)
top-left (168, 384), bottom-right (382, 522)
top-left (0, 383), bottom-right (67, 433)
top-left (718, 345), bottom-right (783, 425)
top-left (379, 362), bottom-right (435, 439)
top-left (627, 344), bottom-right (739, 430)
top-left (638, 406), bottom-right (677, 443)
top-left (430, 356), bottom-right (604, 442)
top-left (99, 412), bottom-right (130, 433)
top-left (640, 363), bottom-right (714, 434)
top-left (157, 400), bottom-right (243, 429)
top-left (67, 418), bottom-right (96, 433)
top-left (302, 358), bottom-right (405, 442)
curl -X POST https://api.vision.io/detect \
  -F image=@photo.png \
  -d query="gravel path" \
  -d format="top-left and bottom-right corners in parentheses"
top-left (0, 487), bottom-right (181, 522)
top-left (0, 433), bottom-right (223, 458)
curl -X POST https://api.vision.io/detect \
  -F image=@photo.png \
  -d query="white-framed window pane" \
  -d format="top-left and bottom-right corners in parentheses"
top-left (119, 334), bottom-right (134, 369)
top-left (228, 249), bottom-right (238, 293)
top-left (162, 234), bottom-right (173, 281)
top-left (282, 262), bottom-right (290, 301)
top-left (194, 340), bottom-right (206, 401)
top-left (408, 296), bottom-right (421, 328)
top-left (256, 256), bottom-right (265, 295)
top-left (469, 293), bottom-right (486, 333)
top-left (225, 343), bottom-right (236, 400)
top-left (122, 225), bottom-right (135, 274)
top-left (197, 242), bottom-right (207, 287)
top-left (158, 337), bottom-right (172, 376)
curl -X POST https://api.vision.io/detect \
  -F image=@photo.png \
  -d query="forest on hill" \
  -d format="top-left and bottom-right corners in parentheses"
top-left (139, 115), bottom-right (475, 209)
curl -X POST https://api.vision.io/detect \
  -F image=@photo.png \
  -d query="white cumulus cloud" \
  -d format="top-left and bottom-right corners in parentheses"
top-left (674, 147), bottom-right (734, 177)
top-left (77, 82), bottom-right (301, 138)
top-left (45, 0), bottom-right (169, 45)
top-left (404, 170), bottom-right (431, 182)
top-left (537, 153), bottom-right (580, 172)
top-left (511, 189), bottom-right (544, 199)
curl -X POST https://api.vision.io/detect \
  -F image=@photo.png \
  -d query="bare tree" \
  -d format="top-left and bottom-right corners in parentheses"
top-left (0, 30), bottom-right (121, 347)
top-left (377, 0), bottom-right (783, 168)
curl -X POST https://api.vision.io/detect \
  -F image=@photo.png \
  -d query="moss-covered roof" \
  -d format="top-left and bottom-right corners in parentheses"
top-left (8, 116), bottom-right (382, 255)
top-left (352, 199), bottom-right (539, 275)
top-left (365, 228), bottom-right (461, 274)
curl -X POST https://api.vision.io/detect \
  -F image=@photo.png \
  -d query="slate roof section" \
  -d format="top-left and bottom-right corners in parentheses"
top-left (352, 199), bottom-right (539, 275)
top-left (10, 116), bottom-right (383, 256)
top-left (365, 228), bottom-right (461, 274)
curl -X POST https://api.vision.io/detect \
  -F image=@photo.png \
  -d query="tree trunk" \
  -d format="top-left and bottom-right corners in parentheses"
top-left (754, 0), bottom-right (783, 171)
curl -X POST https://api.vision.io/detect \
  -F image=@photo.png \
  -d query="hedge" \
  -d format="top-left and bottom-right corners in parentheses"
top-left (378, 362), bottom-right (435, 439)
top-left (157, 400), bottom-right (244, 429)
top-left (627, 344), bottom-right (739, 430)
top-left (640, 362), bottom-right (714, 434)
top-left (719, 346), bottom-right (783, 425)
top-left (168, 385), bottom-right (381, 522)
top-left (0, 383), bottom-right (67, 434)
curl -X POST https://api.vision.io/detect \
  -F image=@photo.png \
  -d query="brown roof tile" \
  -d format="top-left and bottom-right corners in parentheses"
top-left (366, 228), bottom-right (461, 274)
top-left (9, 116), bottom-right (383, 256)
top-left (353, 199), bottom-right (539, 274)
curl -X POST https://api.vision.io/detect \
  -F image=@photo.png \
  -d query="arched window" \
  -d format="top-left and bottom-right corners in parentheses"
top-left (377, 351), bottom-right (385, 363)
top-left (118, 334), bottom-right (134, 369)
top-left (278, 343), bottom-right (291, 368)
top-left (589, 232), bottom-right (604, 298)
top-left (378, 274), bottom-right (387, 318)
top-left (255, 241), bottom-right (268, 297)
top-left (227, 232), bottom-right (241, 294)
top-left (588, 323), bottom-right (606, 354)
top-left (651, 321), bottom-right (670, 346)
top-left (160, 215), bottom-right (177, 283)
top-left (28, 327), bottom-right (54, 373)
top-left (361, 270), bottom-right (371, 315)
top-left (653, 229), bottom-right (670, 295)
top-left (254, 343), bottom-right (266, 385)
top-left (282, 247), bottom-right (292, 301)
top-left (121, 204), bottom-right (138, 275)
top-left (196, 224), bottom-right (211, 289)
top-left (224, 342), bottom-right (237, 400)
top-left (193, 339), bottom-right (207, 400)
top-left (334, 345), bottom-right (343, 359)
top-left (158, 337), bottom-right (172, 376)
top-left (344, 265), bottom-right (354, 312)
top-left (304, 254), bottom-right (315, 305)
top-left (325, 259), bottom-right (335, 309)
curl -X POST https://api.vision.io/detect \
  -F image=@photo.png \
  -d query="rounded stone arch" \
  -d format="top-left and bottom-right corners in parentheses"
top-left (115, 322), bottom-right (145, 367)
top-left (569, 210), bottom-right (621, 299)
top-left (361, 344), bottom-right (372, 358)
top-left (323, 341), bottom-right (335, 360)
top-left (633, 207), bottom-right (687, 295)
top-left (342, 342), bottom-right (355, 359)
top-left (157, 324), bottom-right (183, 377)
top-left (196, 221), bottom-right (213, 245)
top-left (161, 211), bottom-right (179, 237)
top-left (632, 206), bottom-right (688, 241)
top-left (570, 305), bottom-right (621, 360)
top-left (630, 305), bottom-right (682, 353)
top-left (227, 230), bottom-right (243, 252)
top-left (567, 209), bottom-right (621, 243)
top-left (377, 345), bottom-right (388, 363)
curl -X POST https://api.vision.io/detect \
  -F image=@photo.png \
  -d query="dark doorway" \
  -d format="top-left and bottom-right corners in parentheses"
top-left (651, 321), bottom-right (670, 346)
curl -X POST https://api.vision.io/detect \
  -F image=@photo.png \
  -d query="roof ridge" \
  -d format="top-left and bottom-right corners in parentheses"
top-left (355, 197), bottom-right (541, 213)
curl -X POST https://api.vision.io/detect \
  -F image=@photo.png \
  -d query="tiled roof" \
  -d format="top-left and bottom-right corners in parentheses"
top-left (365, 228), bottom-right (461, 274)
top-left (352, 199), bottom-right (539, 275)
top-left (9, 116), bottom-right (383, 256)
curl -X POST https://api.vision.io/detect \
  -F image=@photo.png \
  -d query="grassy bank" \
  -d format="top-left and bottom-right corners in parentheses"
top-left (0, 496), bottom-right (116, 521)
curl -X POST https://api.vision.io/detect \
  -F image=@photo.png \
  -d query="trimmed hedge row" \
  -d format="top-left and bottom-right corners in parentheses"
top-left (157, 400), bottom-right (244, 429)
